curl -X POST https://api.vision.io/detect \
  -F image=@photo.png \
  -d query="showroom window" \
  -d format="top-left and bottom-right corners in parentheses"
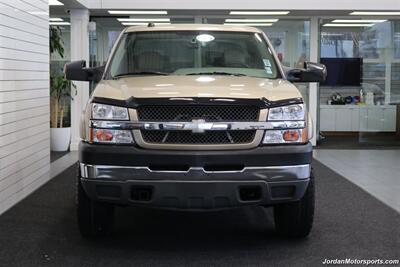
top-left (50, 23), bottom-right (72, 129)
top-left (319, 19), bottom-right (400, 147)
top-left (89, 18), bottom-right (124, 68)
top-left (265, 20), bottom-right (311, 109)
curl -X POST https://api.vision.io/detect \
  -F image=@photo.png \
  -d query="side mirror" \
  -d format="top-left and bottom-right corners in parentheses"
top-left (64, 60), bottom-right (104, 82)
top-left (286, 62), bottom-right (327, 83)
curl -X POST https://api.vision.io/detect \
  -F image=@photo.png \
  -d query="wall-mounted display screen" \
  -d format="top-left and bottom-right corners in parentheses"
top-left (320, 58), bottom-right (363, 86)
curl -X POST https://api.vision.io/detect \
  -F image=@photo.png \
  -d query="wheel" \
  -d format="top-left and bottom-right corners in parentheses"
top-left (76, 169), bottom-right (115, 238)
top-left (273, 171), bottom-right (315, 238)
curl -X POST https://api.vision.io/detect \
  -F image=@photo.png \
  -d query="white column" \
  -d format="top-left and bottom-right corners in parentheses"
top-left (309, 17), bottom-right (319, 146)
top-left (70, 9), bottom-right (90, 151)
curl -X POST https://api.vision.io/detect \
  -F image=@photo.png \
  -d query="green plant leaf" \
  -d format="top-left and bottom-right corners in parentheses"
top-left (50, 26), bottom-right (64, 58)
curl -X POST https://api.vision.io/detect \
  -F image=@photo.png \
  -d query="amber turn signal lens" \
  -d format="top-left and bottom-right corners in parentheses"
top-left (282, 130), bottom-right (300, 142)
top-left (95, 129), bottom-right (113, 141)
top-left (301, 128), bottom-right (308, 143)
top-left (90, 128), bottom-right (134, 144)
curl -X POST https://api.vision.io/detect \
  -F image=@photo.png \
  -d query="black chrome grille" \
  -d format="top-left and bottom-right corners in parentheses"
top-left (141, 130), bottom-right (256, 144)
top-left (137, 105), bottom-right (259, 122)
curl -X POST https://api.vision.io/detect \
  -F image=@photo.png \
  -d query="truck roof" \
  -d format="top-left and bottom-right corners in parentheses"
top-left (124, 23), bottom-right (263, 33)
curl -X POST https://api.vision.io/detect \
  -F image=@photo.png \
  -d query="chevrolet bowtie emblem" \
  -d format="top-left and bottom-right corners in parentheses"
top-left (189, 119), bottom-right (213, 133)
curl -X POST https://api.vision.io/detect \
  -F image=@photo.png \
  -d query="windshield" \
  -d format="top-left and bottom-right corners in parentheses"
top-left (107, 31), bottom-right (280, 79)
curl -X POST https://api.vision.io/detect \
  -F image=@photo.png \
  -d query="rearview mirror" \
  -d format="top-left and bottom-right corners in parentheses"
top-left (286, 62), bottom-right (327, 83)
top-left (64, 60), bottom-right (104, 82)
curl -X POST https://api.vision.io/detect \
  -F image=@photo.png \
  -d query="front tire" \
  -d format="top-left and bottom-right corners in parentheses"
top-left (273, 171), bottom-right (315, 238)
top-left (76, 172), bottom-right (115, 238)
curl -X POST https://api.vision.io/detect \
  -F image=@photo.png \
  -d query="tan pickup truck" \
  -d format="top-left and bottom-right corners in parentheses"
top-left (65, 24), bottom-right (326, 238)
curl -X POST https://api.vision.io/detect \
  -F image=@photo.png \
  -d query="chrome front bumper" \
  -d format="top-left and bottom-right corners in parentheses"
top-left (80, 163), bottom-right (311, 181)
top-left (79, 163), bottom-right (311, 209)
top-left (78, 141), bottom-right (312, 209)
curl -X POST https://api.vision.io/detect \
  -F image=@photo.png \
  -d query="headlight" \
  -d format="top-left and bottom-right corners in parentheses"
top-left (90, 128), bottom-right (133, 144)
top-left (263, 103), bottom-right (307, 144)
top-left (90, 103), bottom-right (132, 144)
top-left (263, 129), bottom-right (307, 144)
top-left (268, 104), bottom-right (304, 121)
top-left (92, 103), bottom-right (129, 120)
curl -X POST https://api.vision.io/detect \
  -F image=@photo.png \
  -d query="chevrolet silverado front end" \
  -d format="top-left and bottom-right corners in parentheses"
top-left (65, 24), bottom-right (326, 238)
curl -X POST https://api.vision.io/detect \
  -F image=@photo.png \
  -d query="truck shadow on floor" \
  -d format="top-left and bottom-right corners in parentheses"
top-left (105, 206), bottom-right (289, 249)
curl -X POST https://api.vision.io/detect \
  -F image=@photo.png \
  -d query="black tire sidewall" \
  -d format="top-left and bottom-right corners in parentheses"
top-left (273, 172), bottom-right (315, 238)
top-left (76, 165), bottom-right (115, 237)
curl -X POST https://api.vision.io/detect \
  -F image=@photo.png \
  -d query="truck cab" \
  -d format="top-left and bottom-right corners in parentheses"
top-left (65, 24), bottom-right (326, 238)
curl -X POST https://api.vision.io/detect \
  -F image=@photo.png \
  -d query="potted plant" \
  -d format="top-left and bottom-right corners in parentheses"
top-left (50, 26), bottom-right (74, 151)
top-left (50, 75), bottom-right (75, 151)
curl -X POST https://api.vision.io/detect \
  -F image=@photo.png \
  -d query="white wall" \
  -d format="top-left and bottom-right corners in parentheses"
top-left (0, 0), bottom-right (50, 215)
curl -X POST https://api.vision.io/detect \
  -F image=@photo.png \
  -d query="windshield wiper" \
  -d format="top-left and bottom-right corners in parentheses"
top-left (113, 71), bottom-right (169, 79)
top-left (186, 71), bottom-right (246, 77)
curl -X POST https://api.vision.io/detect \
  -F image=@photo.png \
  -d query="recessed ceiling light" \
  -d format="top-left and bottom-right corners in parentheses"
top-left (323, 23), bottom-right (374, 27)
top-left (229, 11), bottom-right (289, 15)
top-left (121, 22), bottom-right (171, 26)
top-left (332, 19), bottom-right (386, 23)
top-left (108, 10), bottom-right (168, 15)
top-left (224, 23), bottom-right (273, 26)
top-left (117, 18), bottom-right (170, 22)
top-left (225, 19), bottom-right (278, 23)
top-left (49, 18), bottom-right (63, 22)
top-left (49, 22), bottom-right (70, 26)
top-left (321, 33), bottom-right (345, 36)
top-left (49, 0), bottom-right (64, 6)
top-left (350, 11), bottom-right (400, 15)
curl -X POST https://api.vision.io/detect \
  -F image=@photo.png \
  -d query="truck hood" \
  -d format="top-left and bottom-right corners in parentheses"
top-left (92, 75), bottom-right (302, 101)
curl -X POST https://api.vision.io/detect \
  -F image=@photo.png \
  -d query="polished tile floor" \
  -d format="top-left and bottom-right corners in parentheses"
top-left (314, 149), bottom-right (400, 213)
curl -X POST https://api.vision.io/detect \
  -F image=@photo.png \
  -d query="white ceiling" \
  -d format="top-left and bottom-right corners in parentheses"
top-left (74, 0), bottom-right (400, 11)
top-left (50, 0), bottom-right (400, 19)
